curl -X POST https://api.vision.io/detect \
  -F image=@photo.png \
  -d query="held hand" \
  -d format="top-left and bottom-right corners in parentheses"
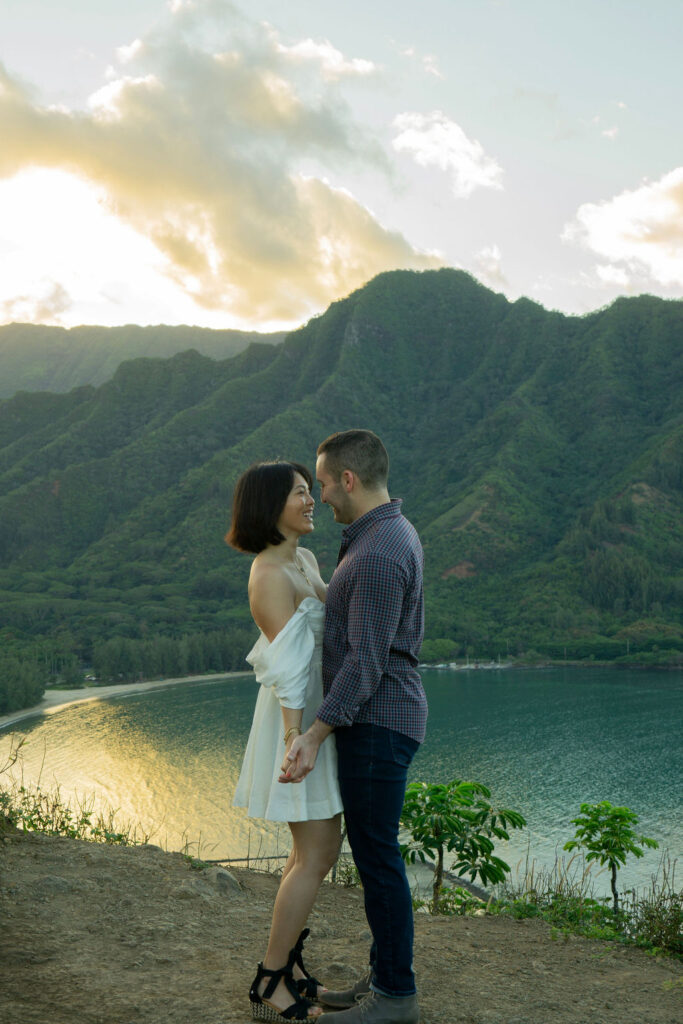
top-left (279, 731), bottom-right (301, 782)
top-left (278, 731), bottom-right (320, 784)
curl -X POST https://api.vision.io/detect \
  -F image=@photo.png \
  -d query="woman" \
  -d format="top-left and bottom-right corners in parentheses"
top-left (227, 461), bottom-right (343, 1022)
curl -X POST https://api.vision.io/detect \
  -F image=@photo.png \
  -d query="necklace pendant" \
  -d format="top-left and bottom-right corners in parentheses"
top-left (295, 557), bottom-right (311, 585)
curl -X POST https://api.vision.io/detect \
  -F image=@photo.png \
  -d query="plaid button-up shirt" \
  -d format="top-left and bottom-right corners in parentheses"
top-left (317, 499), bottom-right (428, 743)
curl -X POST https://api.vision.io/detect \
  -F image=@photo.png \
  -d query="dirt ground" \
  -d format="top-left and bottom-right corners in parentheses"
top-left (1, 830), bottom-right (681, 1024)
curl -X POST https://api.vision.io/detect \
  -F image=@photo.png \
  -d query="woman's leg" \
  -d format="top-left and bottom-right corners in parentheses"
top-left (258, 814), bottom-right (342, 1011)
top-left (279, 847), bottom-right (296, 883)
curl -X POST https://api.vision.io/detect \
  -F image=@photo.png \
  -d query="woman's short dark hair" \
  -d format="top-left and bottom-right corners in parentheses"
top-left (225, 461), bottom-right (313, 553)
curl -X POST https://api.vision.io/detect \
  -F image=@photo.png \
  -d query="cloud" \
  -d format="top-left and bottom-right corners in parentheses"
top-left (116, 39), bottom-right (145, 64)
top-left (392, 111), bottom-right (503, 198)
top-left (0, 4), bottom-right (438, 325)
top-left (563, 167), bottom-right (683, 287)
top-left (472, 244), bottom-right (508, 290)
top-left (594, 263), bottom-right (630, 286)
top-left (421, 55), bottom-right (444, 79)
top-left (399, 46), bottom-right (444, 79)
top-left (274, 38), bottom-right (376, 80)
top-left (0, 281), bottom-right (72, 324)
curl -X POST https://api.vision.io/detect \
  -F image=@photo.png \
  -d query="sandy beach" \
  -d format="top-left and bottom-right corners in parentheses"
top-left (0, 671), bottom-right (252, 734)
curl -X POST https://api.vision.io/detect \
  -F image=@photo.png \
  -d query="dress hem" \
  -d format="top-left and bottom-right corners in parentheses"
top-left (233, 799), bottom-right (344, 824)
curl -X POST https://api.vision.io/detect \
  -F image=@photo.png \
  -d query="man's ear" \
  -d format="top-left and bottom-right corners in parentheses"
top-left (341, 469), bottom-right (355, 492)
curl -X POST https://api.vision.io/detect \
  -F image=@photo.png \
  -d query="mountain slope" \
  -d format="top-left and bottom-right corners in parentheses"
top-left (0, 322), bottom-right (287, 398)
top-left (0, 269), bottom-right (680, 672)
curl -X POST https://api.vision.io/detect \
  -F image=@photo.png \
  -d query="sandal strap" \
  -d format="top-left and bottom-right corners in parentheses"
top-left (293, 929), bottom-right (319, 982)
top-left (296, 977), bottom-right (320, 999)
top-left (292, 929), bottom-right (323, 998)
top-left (277, 998), bottom-right (315, 1021)
top-left (250, 948), bottom-right (316, 1019)
top-left (293, 928), bottom-right (311, 959)
top-left (262, 951), bottom-right (299, 1002)
top-left (256, 950), bottom-right (310, 1007)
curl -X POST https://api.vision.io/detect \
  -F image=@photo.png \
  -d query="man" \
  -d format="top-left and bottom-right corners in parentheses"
top-left (283, 429), bottom-right (428, 1024)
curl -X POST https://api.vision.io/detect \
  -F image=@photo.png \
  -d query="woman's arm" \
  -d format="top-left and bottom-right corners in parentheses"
top-left (250, 562), bottom-right (305, 756)
top-left (280, 705), bottom-right (304, 774)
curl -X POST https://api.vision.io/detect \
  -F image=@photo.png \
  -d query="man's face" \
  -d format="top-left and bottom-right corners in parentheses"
top-left (316, 454), bottom-right (354, 524)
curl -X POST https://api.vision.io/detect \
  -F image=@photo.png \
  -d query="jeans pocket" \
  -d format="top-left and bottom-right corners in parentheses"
top-left (388, 729), bottom-right (419, 770)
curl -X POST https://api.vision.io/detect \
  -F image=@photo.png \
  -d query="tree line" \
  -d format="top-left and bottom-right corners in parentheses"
top-left (92, 627), bottom-right (256, 682)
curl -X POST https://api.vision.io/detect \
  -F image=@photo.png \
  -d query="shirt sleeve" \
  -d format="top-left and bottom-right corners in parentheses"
top-left (316, 552), bottom-right (405, 727)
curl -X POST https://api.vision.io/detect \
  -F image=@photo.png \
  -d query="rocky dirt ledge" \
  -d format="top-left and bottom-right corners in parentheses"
top-left (1, 830), bottom-right (681, 1024)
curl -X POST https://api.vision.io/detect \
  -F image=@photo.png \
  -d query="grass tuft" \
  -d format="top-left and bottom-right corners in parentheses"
top-left (492, 850), bottom-right (682, 958)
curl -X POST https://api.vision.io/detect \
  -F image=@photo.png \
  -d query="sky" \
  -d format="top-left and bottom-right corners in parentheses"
top-left (1, 0), bottom-right (682, 331)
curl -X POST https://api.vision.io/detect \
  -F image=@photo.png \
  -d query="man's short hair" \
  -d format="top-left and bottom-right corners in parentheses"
top-left (225, 461), bottom-right (313, 553)
top-left (317, 429), bottom-right (389, 489)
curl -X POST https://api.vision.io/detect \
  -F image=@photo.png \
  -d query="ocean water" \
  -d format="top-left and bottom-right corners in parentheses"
top-left (2, 666), bottom-right (681, 895)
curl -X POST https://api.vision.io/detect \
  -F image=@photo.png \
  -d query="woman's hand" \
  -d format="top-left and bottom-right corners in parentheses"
top-left (279, 719), bottom-right (331, 783)
top-left (280, 732), bottom-right (317, 783)
top-left (279, 728), bottom-right (301, 781)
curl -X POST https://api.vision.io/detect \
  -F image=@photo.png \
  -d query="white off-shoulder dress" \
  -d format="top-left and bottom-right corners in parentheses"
top-left (233, 597), bottom-right (343, 822)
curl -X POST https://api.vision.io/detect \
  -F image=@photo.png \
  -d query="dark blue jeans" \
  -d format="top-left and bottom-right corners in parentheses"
top-left (335, 723), bottom-right (420, 998)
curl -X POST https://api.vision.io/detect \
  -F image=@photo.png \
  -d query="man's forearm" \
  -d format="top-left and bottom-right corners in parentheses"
top-left (306, 717), bottom-right (333, 744)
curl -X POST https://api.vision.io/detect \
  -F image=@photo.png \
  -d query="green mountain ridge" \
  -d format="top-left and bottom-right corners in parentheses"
top-left (0, 322), bottom-right (287, 399)
top-left (0, 268), bottom-right (681, 682)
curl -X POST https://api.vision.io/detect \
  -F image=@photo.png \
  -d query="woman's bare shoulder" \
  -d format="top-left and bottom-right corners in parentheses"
top-left (249, 558), bottom-right (297, 640)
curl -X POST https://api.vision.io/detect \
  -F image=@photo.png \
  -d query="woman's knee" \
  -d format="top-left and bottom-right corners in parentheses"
top-left (299, 847), bottom-right (338, 879)
top-left (320, 839), bottom-right (342, 875)
top-left (292, 838), bottom-right (339, 878)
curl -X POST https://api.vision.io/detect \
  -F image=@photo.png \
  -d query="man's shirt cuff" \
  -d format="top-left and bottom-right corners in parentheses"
top-left (316, 694), bottom-right (360, 728)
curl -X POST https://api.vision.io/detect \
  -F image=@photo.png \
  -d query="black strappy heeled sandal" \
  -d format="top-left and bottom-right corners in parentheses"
top-left (249, 950), bottom-right (319, 1021)
top-left (291, 928), bottom-right (325, 1001)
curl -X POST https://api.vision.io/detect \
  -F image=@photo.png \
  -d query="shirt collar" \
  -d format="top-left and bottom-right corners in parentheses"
top-left (341, 498), bottom-right (403, 544)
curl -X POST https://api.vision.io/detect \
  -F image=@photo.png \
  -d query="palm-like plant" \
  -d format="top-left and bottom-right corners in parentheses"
top-left (400, 779), bottom-right (526, 913)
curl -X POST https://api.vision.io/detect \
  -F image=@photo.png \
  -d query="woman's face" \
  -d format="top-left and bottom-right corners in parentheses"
top-left (277, 472), bottom-right (315, 538)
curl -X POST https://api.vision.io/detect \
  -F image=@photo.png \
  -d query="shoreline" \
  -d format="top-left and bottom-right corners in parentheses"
top-left (4, 658), bottom-right (679, 734)
top-left (0, 671), bottom-right (253, 734)
top-left (421, 658), bottom-right (682, 672)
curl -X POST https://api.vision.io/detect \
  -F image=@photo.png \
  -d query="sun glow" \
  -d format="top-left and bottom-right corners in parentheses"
top-left (0, 168), bottom-right (251, 328)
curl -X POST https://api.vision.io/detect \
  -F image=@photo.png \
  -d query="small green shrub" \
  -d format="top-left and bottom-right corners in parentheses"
top-left (414, 885), bottom-right (488, 916)
top-left (564, 800), bottom-right (658, 913)
top-left (400, 779), bottom-right (526, 913)
top-left (332, 855), bottom-right (362, 888)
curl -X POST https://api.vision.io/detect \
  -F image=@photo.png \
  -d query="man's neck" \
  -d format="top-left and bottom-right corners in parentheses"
top-left (349, 489), bottom-right (391, 523)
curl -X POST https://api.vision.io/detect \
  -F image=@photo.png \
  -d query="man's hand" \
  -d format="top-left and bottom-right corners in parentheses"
top-left (279, 718), bottom-right (332, 783)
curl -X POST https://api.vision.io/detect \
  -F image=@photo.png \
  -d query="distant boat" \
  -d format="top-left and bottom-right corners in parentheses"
top-left (447, 661), bottom-right (512, 671)
top-left (419, 660), bottom-right (513, 671)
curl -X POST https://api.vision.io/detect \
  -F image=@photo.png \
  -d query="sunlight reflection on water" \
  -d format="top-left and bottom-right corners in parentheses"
top-left (1, 668), bottom-right (681, 894)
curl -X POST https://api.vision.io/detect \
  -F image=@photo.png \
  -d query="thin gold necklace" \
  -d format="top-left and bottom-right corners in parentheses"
top-left (294, 554), bottom-right (312, 585)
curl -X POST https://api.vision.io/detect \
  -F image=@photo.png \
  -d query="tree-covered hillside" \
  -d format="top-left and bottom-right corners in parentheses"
top-left (0, 322), bottom-right (286, 398)
top-left (0, 269), bottom-right (681, 698)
